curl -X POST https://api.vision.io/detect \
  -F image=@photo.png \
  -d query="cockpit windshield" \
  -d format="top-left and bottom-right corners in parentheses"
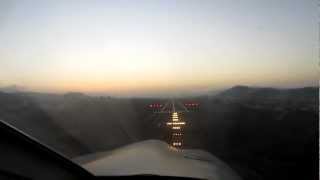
top-left (0, 1), bottom-right (318, 180)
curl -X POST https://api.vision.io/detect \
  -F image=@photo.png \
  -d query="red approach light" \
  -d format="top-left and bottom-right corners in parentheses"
top-left (184, 102), bottom-right (199, 107)
top-left (152, 104), bottom-right (162, 108)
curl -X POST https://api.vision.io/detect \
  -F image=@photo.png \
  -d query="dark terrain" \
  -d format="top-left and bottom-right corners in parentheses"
top-left (0, 86), bottom-right (317, 180)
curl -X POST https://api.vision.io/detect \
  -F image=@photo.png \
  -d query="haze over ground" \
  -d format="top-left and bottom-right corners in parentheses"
top-left (0, 0), bottom-right (317, 97)
top-left (0, 86), bottom-right (317, 179)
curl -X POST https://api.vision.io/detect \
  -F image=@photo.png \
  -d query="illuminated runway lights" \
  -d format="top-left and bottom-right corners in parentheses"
top-left (173, 133), bottom-right (183, 136)
top-left (167, 111), bottom-right (186, 148)
top-left (166, 122), bottom-right (185, 125)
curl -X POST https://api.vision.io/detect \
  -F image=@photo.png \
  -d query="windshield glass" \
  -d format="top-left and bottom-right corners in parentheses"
top-left (0, 1), bottom-right (318, 180)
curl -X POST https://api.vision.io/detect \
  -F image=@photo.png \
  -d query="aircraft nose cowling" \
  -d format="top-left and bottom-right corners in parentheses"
top-left (73, 140), bottom-right (242, 180)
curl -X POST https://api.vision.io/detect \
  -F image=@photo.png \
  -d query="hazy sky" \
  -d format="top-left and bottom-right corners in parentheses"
top-left (0, 0), bottom-right (318, 96)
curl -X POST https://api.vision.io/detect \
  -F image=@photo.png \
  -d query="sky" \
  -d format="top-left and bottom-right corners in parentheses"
top-left (0, 0), bottom-right (318, 96)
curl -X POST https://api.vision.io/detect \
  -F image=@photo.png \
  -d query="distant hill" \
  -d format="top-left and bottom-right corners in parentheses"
top-left (215, 85), bottom-right (318, 111)
top-left (0, 90), bottom-right (149, 157)
top-left (218, 85), bottom-right (317, 99)
top-left (201, 86), bottom-right (318, 180)
top-left (0, 85), bottom-right (26, 93)
top-left (24, 91), bottom-right (144, 154)
top-left (0, 92), bottom-right (90, 157)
